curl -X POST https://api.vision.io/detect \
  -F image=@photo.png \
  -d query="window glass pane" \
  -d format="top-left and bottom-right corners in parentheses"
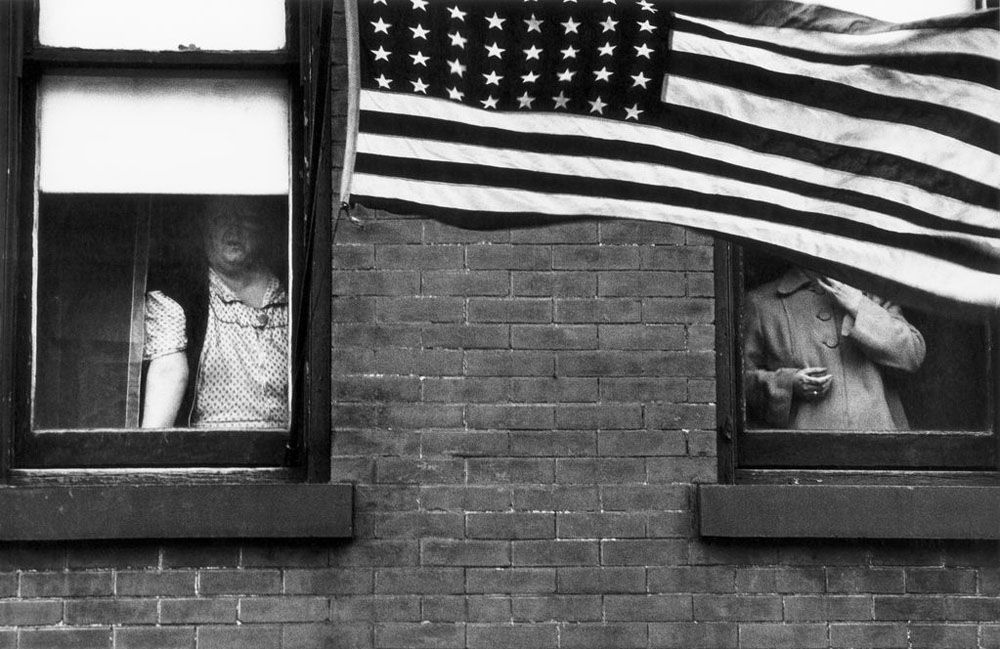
top-left (33, 194), bottom-right (291, 431)
top-left (38, 0), bottom-right (286, 51)
top-left (38, 75), bottom-right (289, 195)
top-left (816, 0), bottom-right (975, 20)
top-left (741, 251), bottom-right (990, 432)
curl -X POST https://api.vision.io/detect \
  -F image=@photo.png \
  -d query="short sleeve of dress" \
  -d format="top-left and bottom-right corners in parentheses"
top-left (143, 290), bottom-right (188, 361)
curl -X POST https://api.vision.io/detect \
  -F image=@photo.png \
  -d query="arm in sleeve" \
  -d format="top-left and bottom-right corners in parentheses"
top-left (141, 291), bottom-right (190, 428)
top-left (841, 297), bottom-right (926, 372)
top-left (742, 297), bottom-right (797, 428)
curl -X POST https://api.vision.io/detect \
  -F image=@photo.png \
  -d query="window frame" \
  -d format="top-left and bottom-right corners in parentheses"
top-left (0, 1), bottom-right (347, 539)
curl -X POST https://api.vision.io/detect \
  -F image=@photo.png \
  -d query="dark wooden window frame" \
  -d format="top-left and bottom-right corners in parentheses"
top-left (704, 241), bottom-right (1000, 539)
top-left (0, 1), bottom-right (350, 540)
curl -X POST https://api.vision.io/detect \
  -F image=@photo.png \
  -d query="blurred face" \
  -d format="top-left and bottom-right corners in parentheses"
top-left (203, 208), bottom-right (266, 274)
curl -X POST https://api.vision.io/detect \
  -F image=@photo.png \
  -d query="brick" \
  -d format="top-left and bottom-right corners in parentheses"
top-left (555, 458), bottom-right (645, 484)
top-left (647, 457), bottom-right (717, 483)
top-left (512, 595), bottom-right (602, 622)
top-left (600, 377), bottom-right (687, 403)
top-left (372, 513), bottom-right (464, 539)
top-left (284, 569), bottom-right (374, 595)
top-left (598, 272), bottom-right (685, 297)
top-left (511, 221), bottom-right (598, 243)
top-left (421, 324), bottom-right (511, 349)
top-left (328, 456), bottom-right (377, 483)
top-left (355, 486), bottom-right (421, 512)
top-left (693, 595), bottom-right (782, 621)
top-left (830, 623), bottom-right (907, 648)
top-left (557, 567), bottom-right (646, 594)
top-left (509, 378), bottom-right (598, 403)
top-left (375, 458), bottom-right (465, 484)
top-left (424, 221), bottom-right (509, 243)
top-left (336, 219), bottom-right (423, 244)
top-left (162, 545), bottom-right (239, 569)
top-left (0, 573), bottom-right (13, 598)
top-left (687, 271), bottom-right (716, 297)
top-left (558, 623), bottom-right (647, 649)
top-left (329, 540), bottom-right (419, 567)
top-left (602, 485), bottom-right (690, 511)
top-left (827, 568), bottom-right (904, 594)
top-left (598, 324), bottom-right (686, 350)
top-left (777, 542), bottom-right (871, 567)
top-left (910, 623), bottom-right (979, 649)
top-left (18, 629), bottom-right (111, 649)
top-left (374, 568), bottom-right (464, 594)
top-left (605, 594), bottom-right (692, 621)
top-left (420, 486), bottom-right (512, 512)
top-left (465, 596), bottom-right (513, 622)
top-left (421, 431), bottom-right (508, 457)
top-left (512, 485), bottom-right (601, 511)
top-left (984, 625), bottom-right (1000, 649)
top-left (648, 567), bottom-right (735, 594)
top-left (641, 245), bottom-right (713, 271)
top-left (645, 297), bottom-right (715, 323)
top-left (159, 598), bottom-right (238, 624)
top-left (555, 299), bottom-right (641, 323)
top-left (466, 569), bottom-right (556, 594)
top-left (65, 598), bottom-right (157, 625)
top-left (556, 513), bottom-right (646, 539)
top-left (687, 325), bottom-right (717, 353)
top-left (601, 539), bottom-right (689, 567)
top-left (467, 513), bottom-right (555, 539)
top-left (116, 571), bottom-right (197, 597)
top-left (372, 348), bottom-right (463, 375)
top-left (946, 596), bottom-right (1000, 621)
top-left (0, 546), bottom-right (65, 571)
top-left (331, 244), bottom-right (374, 269)
top-left (469, 298), bottom-right (553, 323)
top-left (467, 405), bottom-right (556, 430)
top-left (649, 622), bottom-right (737, 649)
top-left (376, 245), bottom-right (463, 269)
top-left (558, 351), bottom-right (714, 376)
top-left (197, 625), bottom-right (282, 649)
top-left (512, 541), bottom-right (599, 567)
top-left (647, 512), bottom-right (695, 537)
top-left (377, 297), bottom-right (465, 323)
top-left (332, 429), bottom-right (420, 456)
top-left (686, 429), bottom-right (717, 456)
top-left (332, 270), bottom-right (420, 295)
top-left (688, 541), bottom-right (779, 566)
top-left (114, 627), bottom-right (195, 649)
top-left (331, 297), bottom-right (376, 322)
top-left (739, 623), bottom-right (828, 649)
top-left (555, 404), bottom-right (643, 430)
top-left (466, 351), bottom-right (554, 376)
top-left (0, 601), bottom-right (62, 625)
top-left (423, 378), bottom-right (511, 403)
top-left (283, 623), bottom-right (373, 649)
top-left (553, 246), bottom-right (639, 271)
top-left (199, 569), bottom-right (281, 595)
top-left (599, 221), bottom-right (685, 245)
top-left (906, 568), bottom-right (976, 593)
top-left (981, 569), bottom-right (1000, 595)
top-left (646, 404), bottom-right (716, 429)
top-left (467, 458), bottom-right (556, 484)
top-left (873, 595), bottom-right (947, 620)
top-left (19, 571), bottom-right (113, 597)
top-left (467, 623), bottom-right (558, 649)
top-left (467, 244), bottom-right (550, 270)
top-left (421, 271), bottom-right (509, 296)
top-left (421, 540), bottom-right (510, 567)
top-left (420, 596), bottom-right (466, 622)
top-left (784, 595), bottom-right (873, 621)
top-left (869, 544), bottom-right (943, 567)
top-left (511, 324), bottom-right (596, 349)
top-left (598, 430), bottom-right (687, 456)
top-left (513, 271), bottom-right (594, 297)
top-left (509, 431), bottom-right (596, 457)
top-left (330, 596), bottom-right (420, 623)
top-left (67, 544), bottom-right (159, 570)
top-left (374, 623), bottom-right (464, 649)
top-left (735, 567), bottom-right (825, 594)
top-left (239, 597), bottom-right (329, 623)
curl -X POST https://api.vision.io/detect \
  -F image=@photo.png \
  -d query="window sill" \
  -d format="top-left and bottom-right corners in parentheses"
top-left (699, 485), bottom-right (1000, 539)
top-left (0, 483), bottom-right (352, 540)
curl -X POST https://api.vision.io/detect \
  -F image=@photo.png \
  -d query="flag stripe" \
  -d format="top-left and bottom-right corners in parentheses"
top-left (354, 153), bottom-right (1000, 273)
top-left (358, 107), bottom-right (1000, 239)
top-left (349, 178), bottom-right (1000, 309)
top-left (362, 90), bottom-right (998, 215)
top-left (672, 31), bottom-right (1000, 127)
top-left (675, 14), bottom-right (1000, 79)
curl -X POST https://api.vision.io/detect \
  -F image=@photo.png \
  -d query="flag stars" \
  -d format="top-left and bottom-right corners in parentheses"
top-left (410, 51), bottom-right (429, 66)
top-left (449, 31), bottom-right (468, 48)
top-left (411, 78), bottom-right (429, 93)
top-left (594, 67), bottom-right (613, 82)
top-left (597, 42), bottom-right (616, 57)
top-left (483, 70), bottom-right (503, 85)
top-left (637, 19), bottom-right (657, 33)
top-left (557, 68), bottom-right (576, 82)
top-left (634, 42), bottom-right (654, 58)
top-left (589, 96), bottom-right (607, 114)
top-left (371, 46), bottom-right (391, 61)
top-left (637, 0), bottom-right (658, 12)
top-left (448, 6), bottom-right (466, 20)
top-left (373, 0), bottom-right (387, 4)
top-left (371, 17), bottom-right (391, 34)
top-left (561, 45), bottom-right (579, 59)
top-left (631, 71), bottom-right (651, 88)
top-left (524, 14), bottom-right (543, 32)
top-left (485, 12), bottom-right (506, 29)
top-left (448, 58), bottom-right (467, 77)
top-left (521, 70), bottom-right (540, 83)
top-left (516, 91), bottom-right (536, 109)
top-left (410, 0), bottom-right (428, 9)
top-left (600, 17), bottom-right (618, 32)
top-left (481, 95), bottom-right (499, 109)
top-left (485, 42), bottom-right (506, 58)
top-left (561, 17), bottom-right (581, 34)
top-left (523, 44), bottom-right (543, 60)
top-left (375, 74), bottom-right (392, 89)
top-left (410, 24), bottom-right (430, 39)
top-left (625, 104), bottom-right (644, 120)
top-left (447, 86), bottom-right (465, 101)
top-left (553, 91), bottom-right (570, 109)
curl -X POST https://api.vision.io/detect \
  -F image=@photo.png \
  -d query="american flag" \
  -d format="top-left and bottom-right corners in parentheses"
top-left (341, 0), bottom-right (1000, 310)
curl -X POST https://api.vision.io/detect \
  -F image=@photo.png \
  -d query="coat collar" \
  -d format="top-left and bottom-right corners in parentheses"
top-left (775, 267), bottom-right (815, 297)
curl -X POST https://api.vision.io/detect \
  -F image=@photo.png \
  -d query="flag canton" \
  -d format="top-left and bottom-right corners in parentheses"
top-left (359, 0), bottom-right (668, 122)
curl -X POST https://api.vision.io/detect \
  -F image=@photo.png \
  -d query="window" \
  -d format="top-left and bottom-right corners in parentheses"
top-left (0, 1), bottom-right (348, 538)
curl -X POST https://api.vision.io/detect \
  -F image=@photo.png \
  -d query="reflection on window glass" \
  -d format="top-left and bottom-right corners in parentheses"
top-left (38, 0), bottom-right (286, 51)
top-left (742, 251), bottom-right (990, 432)
top-left (33, 195), bottom-right (290, 431)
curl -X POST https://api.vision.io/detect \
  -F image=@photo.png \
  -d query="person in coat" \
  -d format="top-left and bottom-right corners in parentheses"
top-left (743, 266), bottom-right (926, 430)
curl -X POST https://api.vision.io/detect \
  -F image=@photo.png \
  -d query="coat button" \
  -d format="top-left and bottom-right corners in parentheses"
top-left (817, 309), bottom-right (833, 321)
